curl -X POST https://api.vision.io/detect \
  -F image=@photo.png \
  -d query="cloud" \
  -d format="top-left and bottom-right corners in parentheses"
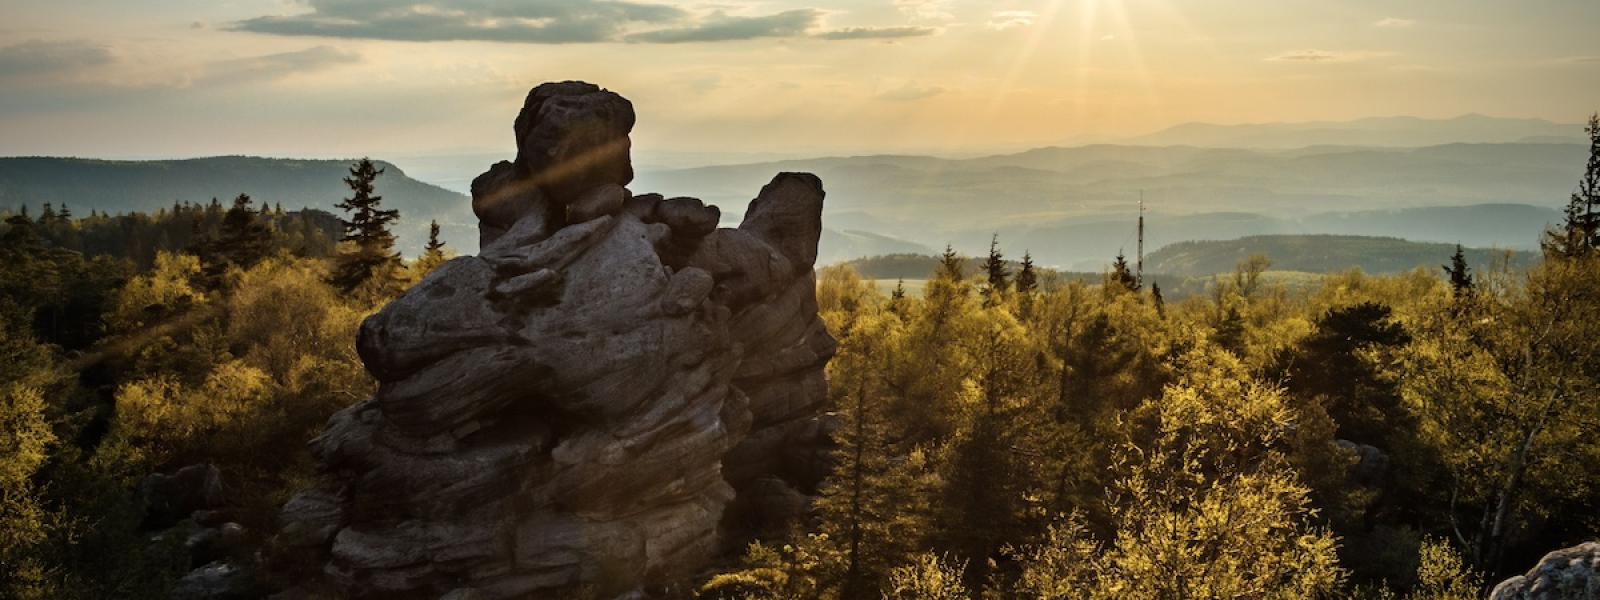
top-left (878, 84), bottom-right (944, 102)
top-left (0, 40), bottom-right (114, 79)
top-left (1267, 49), bottom-right (1390, 63)
top-left (1374, 17), bottom-right (1415, 28)
top-left (199, 46), bottom-right (361, 85)
top-left (816, 26), bottom-right (937, 40)
top-left (233, 0), bottom-right (686, 43)
top-left (626, 9), bottom-right (819, 43)
top-left (895, 0), bottom-right (955, 22)
top-left (988, 10), bottom-right (1035, 30)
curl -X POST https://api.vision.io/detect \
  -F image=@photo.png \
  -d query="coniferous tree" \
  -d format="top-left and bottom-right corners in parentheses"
top-left (417, 219), bottom-right (450, 273)
top-left (1110, 251), bottom-right (1140, 292)
top-left (1214, 304), bottom-right (1246, 355)
top-left (1150, 281), bottom-right (1165, 317)
top-left (1015, 251), bottom-right (1038, 296)
top-left (936, 244), bottom-right (965, 282)
top-left (982, 234), bottom-right (1009, 305)
top-left (1545, 114), bottom-right (1600, 257)
top-left (332, 158), bottom-right (401, 292)
top-left (424, 220), bottom-right (446, 258)
top-left (56, 203), bottom-right (72, 221)
top-left (1444, 244), bottom-right (1473, 297)
top-left (208, 193), bottom-right (274, 275)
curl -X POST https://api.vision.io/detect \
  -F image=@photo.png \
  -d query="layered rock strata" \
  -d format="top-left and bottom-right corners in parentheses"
top-left (275, 81), bottom-right (835, 598)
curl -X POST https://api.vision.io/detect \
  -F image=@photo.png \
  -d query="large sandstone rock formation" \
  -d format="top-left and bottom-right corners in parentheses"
top-left (1491, 542), bottom-right (1600, 600)
top-left (275, 82), bottom-right (835, 598)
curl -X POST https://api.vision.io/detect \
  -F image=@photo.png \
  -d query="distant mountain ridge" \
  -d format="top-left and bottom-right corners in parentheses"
top-left (1145, 234), bottom-right (1536, 277)
top-left (1121, 114), bottom-right (1581, 148)
top-left (0, 156), bottom-right (471, 254)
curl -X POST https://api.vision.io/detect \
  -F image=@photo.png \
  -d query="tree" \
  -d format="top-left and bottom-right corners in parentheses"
top-left (1150, 281), bottom-right (1165, 317)
top-left (814, 306), bottom-right (932, 598)
top-left (1398, 256), bottom-right (1600, 572)
top-left (1544, 113), bottom-right (1599, 257)
top-left (936, 244), bottom-right (964, 282)
top-left (1406, 538), bottom-right (1482, 600)
top-left (416, 219), bottom-right (450, 274)
top-left (1013, 346), bottom-right (1347, 599)
top-left (213, 193), bottom-right (273, 273)
top-left (331, 158), bottom-right (401, 292)
top-left (1109, 251), bottom-right (1139, 293)
top-left (1443, 244), bottom-right (1473, 297)
top-left (883, 553), bottom-right (967, 600)
top-left (1016, 251), bottom-right (1038, 294)
top-left (982, 234), bottom-right (1009, 305)
top-left (1213, 304), bottom-right (1246, 355)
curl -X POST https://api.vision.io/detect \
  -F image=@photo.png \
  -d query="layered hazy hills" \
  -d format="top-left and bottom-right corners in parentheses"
top-left (1119, 114), bottom-right (1583, 148)
top-left (1, 115), bottom-right (1582, 265)
top-left (633, 141), bottom-right (1578, 268)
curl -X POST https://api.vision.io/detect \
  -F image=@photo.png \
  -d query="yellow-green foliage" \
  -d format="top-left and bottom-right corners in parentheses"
top-left (883, 552), bottom-right (968, 600)
top-left (748, 246), bottom-right (1600, 598)
top-left (105, 255), bottom-right (376, 526)
top-left (1407, 538), bottom-right (1482, 600)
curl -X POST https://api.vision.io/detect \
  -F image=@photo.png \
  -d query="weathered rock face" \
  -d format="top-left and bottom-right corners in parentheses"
top-left (276, 82), bottom-right (835, 598)
top-left (1491, 542), bottom-right (1600, 600)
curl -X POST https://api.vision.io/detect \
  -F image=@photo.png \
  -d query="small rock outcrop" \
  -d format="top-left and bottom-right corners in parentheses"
top-left (275, 81), bottom-right (835, 598)
top-left (1491, 542), bottom-right (1600, 600)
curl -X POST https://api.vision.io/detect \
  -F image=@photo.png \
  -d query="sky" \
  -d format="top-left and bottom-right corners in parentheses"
top-left (1, 0), bottom-right (1597, 160)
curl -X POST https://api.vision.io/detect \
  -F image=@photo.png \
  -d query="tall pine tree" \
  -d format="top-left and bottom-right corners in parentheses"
top-left (417, 219), bottom-right (450, 273)
top-left (982, 234), bottom-right (1010, 306)
top-left (332, 158), bottom-right (401, 292)
top-left (1015, 251), bottom-right (1038, 296)
top-left (936, 244), bottom-right (965, 282)
top-left (1545, 113), bottom-right (1600, 257)
top-left (1444, 244), bottom-right (1473, 297)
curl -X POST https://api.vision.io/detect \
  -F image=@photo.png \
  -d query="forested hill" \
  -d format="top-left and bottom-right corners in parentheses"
top-left (0, 155), bottom-right (468, 227)
top-left (1146, 234), bottom-right (1535, 277)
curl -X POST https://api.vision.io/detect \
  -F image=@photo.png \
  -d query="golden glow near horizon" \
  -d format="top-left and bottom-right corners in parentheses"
top-left (0, 0), bottom-right (1596, 159)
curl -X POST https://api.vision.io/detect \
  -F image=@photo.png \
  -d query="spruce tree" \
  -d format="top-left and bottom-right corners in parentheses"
top-left (332, 158), bottom-right (401, 292)
top-left (1150, 282), bottom-right (1165, 317)
top-left (1110, 252), bottom-right (1140, 292)
top-left (1015, 251), bottom-right (1038, 296)
top-left (214, 193), bottom-right (273, 272)
top-left (1444, 244), bottom-right (1473, 297)
top-left (57, 203), bottom-right (72, 221)
top-left (983, 234), bottom-right (1010, 303)
top-left (417, 219), bottom-right (449, 272)
top-left (936, 244), bottom-right (965, 282)
top-left (1545, 113), bottom-right (1600, 257)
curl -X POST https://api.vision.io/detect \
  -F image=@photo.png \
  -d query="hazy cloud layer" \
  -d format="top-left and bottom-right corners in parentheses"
top-left (0, 40), bottom-right (113, 78)
top-left (878, 84), bottom-right (944, 101)
top-left (234, 0), bottom-right (686, 43)
top-left (988, 10), bottom-right (1036, 30)
top-left (200, 46), bottom-right (360, 86)
top-left (1268, 49), bottom-right (1390, 63)
top-left (625, 9), bottom-right (819, 43)
top-left (816, 26), bottom-right (937, 40)
top-left (1374, 17), bottom-right (1416, 28)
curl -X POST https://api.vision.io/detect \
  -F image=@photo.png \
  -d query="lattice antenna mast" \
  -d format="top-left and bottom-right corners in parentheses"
top-left (1136, 190), bottom-right (1145, 288)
